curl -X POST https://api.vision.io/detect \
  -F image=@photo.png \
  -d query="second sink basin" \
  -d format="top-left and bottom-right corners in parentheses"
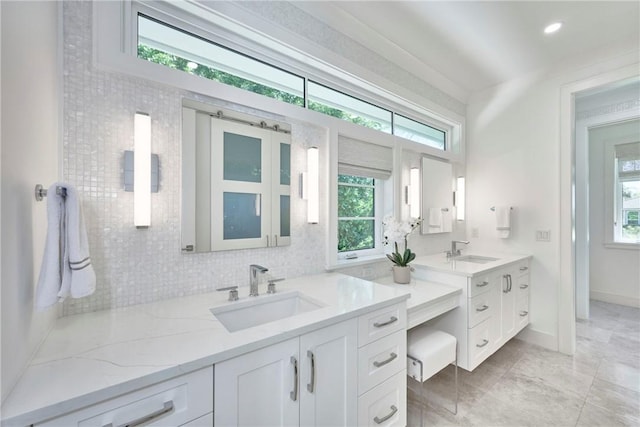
top-left (210, 290), bottom-right (324, 332)
top-left (454, 255), bottom-right (499, 264)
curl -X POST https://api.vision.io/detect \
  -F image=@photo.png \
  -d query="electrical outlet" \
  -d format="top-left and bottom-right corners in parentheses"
top-left (536, 230), bottom-right (551, 242)
top-left (471, 227), bottom-right (479, 238)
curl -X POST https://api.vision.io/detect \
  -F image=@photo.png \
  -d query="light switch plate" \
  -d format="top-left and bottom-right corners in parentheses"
top-left (536, 230), bottom-right (551, 242)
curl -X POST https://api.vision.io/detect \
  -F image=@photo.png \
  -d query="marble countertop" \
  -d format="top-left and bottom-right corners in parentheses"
top-left (1, 273), bottom-right (410, 426)
top-left (411, 252), bottom-right (532, 277)
top-left (373, 276), bottom-right (463, 328)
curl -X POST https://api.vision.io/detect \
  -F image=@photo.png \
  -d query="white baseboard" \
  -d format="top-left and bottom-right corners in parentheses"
top-left (590, 290), bottom-right (640, 308)
top-left (516, 327), bottom-right (558, 352)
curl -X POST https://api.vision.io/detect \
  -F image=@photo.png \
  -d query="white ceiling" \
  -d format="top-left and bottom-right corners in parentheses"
top-left (291, 1), bottom-right (640, 96)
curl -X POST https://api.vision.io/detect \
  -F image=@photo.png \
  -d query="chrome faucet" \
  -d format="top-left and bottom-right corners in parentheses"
top-left (448, 240), bottom-right (470, 259)
top-left (249, 264), bottom-right (269, 297)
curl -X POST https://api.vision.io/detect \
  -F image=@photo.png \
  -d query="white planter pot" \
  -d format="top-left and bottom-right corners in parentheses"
top-left (392, 265), bottom-right (412, 284)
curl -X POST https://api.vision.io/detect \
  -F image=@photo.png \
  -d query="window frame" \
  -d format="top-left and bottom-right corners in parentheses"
top-left (94, 0), bottom-right (463, 160)
top-left (336, 175), bottom-right (384, 258)
top-left (604, 139), bottom-right (640, 248)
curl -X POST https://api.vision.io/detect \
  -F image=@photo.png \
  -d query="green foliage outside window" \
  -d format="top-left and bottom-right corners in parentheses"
top-left (138, 45), bottom-right (304, 106)
top-left (138, 45), bottom-right (385, 131)
top-left (338, 175), bottom-right (376, 252)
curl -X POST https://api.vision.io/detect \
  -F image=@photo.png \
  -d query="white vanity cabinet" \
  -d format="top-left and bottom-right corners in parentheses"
top-left (214, 318), bottom-right (358, 426)
top-left (34, 367), bottom-right (213, 427)
top-left (414, 256), bottom-right (531, 371)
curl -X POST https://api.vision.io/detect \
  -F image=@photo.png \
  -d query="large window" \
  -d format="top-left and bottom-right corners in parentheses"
top-left (134, 12), bottom-right (450, 150)
top-left (616, 142), bottom-right (640, 243)
top-left (338, 175), bottom-right (377, 252)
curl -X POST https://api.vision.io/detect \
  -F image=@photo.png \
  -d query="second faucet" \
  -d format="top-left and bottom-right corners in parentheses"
top-left (249, 264), bottom-right (269, 297)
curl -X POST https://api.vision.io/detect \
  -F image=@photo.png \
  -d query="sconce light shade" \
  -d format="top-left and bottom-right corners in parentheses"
top-left (409, 167), bottom-right (420, 218)
top-left (305, 147), bottom-right (319, 224)
top-left (134, 112), bottom-right (151, 228)
top-left (456, 176), bottom-right (465, 221)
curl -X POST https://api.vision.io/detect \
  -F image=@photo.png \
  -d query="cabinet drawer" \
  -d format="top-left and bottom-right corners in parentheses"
top-left (468, 318), bottom-right (497, 370)
top-left (515, 261), bottom-right (530, 277)
top-left (468, 288), bottom-right (496, 328)
top-left (358, 303), bottom-right (406, 347)
top-left (516, 296), bottom-right (530, 330)
top-left (36, 367), bottom-right (213, 427)
top-left (358, 330), bottom-right (406, 395)
top-left (468, 275), bottom-right (493, 298)
top-left (358, 370), bottom-right (406, 427)
top-left (516, 275), bottom-right (530, 299)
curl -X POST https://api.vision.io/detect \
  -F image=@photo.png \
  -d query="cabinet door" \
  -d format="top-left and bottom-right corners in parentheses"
top-left (211, 120), bottom-right (272, 250)
top-left (500, 270), bottom-right (516, 344)
top-left (272, 137), bottom-right (291, 247)
top-left (300, 319), bottom-right (358, 427)
top-left (215, 338), bottom-right (299, 427)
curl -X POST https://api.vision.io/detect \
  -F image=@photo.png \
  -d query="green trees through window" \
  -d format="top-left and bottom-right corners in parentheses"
top-left (338, 175), bottom-right (376, 252)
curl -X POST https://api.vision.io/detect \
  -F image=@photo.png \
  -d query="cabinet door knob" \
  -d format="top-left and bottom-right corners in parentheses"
top-left (103, 401), bottom-right (174, 427)
top-left (373, 316), bottom-right (398, 328)
top-left (290, 356), bottom-right (298, 401)
top-left (476, 281), bottom-right (489, 287)
top-left (476, 339), bottom-right (489, 348)
top-left (520, 266), bottom-right (528, 271)
top-left (373, 405), bottom-right (398, 424)
top-left (476, 304), bottom-right (489, 312)
top-left (520, 284), bottom-right (529, 289)
top-left (519, 310), bottom-right (529, 317)
top-left (373, 352), bottom-right (398, 368)
top-left (307, 350), bottom-right (315, 393)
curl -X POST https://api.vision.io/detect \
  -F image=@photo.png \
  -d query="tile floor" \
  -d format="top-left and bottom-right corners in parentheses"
top-left (407, 300), bottom-right (640, 426)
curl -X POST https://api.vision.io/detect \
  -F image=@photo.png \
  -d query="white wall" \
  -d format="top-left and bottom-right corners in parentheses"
top-left (589, 119), bottom-right (640, 307)
top-left (466, 42), bottom-right (639, 350)
top-left (1, 1), bottom-right (60, 402)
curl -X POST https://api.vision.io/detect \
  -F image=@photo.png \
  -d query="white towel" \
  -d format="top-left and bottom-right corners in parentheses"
top-left (495, 206), bottom-right (511, 239)
top-left (35, 183), bottom-right (96, 310)
top-left (428, 207), bottom-right (442, 229)
top-left (442, 208), bottom-right (453, 232)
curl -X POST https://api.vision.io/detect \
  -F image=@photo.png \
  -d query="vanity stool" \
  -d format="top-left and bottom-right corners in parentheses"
top-left (407, 326), bottom-right (458, 425)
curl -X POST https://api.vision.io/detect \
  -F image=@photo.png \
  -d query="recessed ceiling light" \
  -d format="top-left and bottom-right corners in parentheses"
top-left (544, 22), bottom-right (563, 34)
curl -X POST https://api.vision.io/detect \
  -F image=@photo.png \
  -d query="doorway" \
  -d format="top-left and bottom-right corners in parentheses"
top-left (559, 66), bottom-right (639, 355)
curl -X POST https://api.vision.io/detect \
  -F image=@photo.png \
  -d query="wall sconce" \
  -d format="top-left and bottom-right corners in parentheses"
top-left (408, 167), bottom-right (420, 218)
top-left (124, 113), bottom-right (160, 228)
top-left (456, 176), bottom-right (465, 221)
top-left (301, 146), bottom-right (319, 224)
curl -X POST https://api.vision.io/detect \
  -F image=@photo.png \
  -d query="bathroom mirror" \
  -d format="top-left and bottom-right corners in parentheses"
top-left (181, 102), bottom-right (291, 253)
top-left (421, 156), bottom-right (453, 234)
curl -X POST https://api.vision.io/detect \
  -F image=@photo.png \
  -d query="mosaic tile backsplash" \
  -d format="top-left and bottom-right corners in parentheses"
top-left (62, 2), bottom-right (335, 315)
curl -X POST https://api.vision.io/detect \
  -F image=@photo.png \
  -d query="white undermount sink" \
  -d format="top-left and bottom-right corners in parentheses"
top-left (210, 290), bottom-right (324, 332)
top-left (454, 255), bottom-right (499, 264)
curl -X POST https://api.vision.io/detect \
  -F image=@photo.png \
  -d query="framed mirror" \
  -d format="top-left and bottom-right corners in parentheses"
top-left (421, 156), bottom-right (453, 234)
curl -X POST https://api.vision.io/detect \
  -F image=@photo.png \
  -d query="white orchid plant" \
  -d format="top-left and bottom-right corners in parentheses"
top-left (382, 216), bottom-right (422, 267)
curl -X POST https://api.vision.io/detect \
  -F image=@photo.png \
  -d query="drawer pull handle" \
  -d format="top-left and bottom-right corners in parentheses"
top-left (476, 304), bottom-right (489, 312)
top-left (476, 339), bottom-right (489, 348)
top-left (520, 266), bottom-right (528, 271)
top-left (476, 281), bottom-right (489, 287)
top-left (374, 405), bottom-right (398, 424)
top-left (520, 310), bottom-right (529, 317)
top-left (373, 316), bottom-right (398, 328)
top-left (373, 352), bottom-right (398, 368)
top-left (520, 284), bottom-right (528, 289)
top-left (290, 356), bottom-right (298, 401)
top-left (104, 400), bottom-right (174, 427)
top-left (307, 350), bottom-right (315, 393)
